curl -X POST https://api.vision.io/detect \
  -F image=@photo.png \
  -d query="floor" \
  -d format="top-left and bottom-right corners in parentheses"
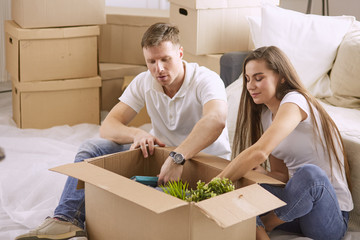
top-left (0, 88), bottom-right (100, 239)
top-left (0, 80), bottom-right (11, 93)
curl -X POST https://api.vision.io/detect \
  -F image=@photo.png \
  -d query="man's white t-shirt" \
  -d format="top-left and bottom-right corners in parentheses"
top-left (119, 61), bottom-right (231, 160)
top-left (261, 91), bottom-right (353, 211)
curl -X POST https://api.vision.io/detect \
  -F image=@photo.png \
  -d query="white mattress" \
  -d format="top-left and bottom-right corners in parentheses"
top-left (1, 91), bottom-right (359, 240)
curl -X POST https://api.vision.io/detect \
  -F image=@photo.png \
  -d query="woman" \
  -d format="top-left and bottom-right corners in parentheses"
top-left (217, 46), bottom-right (353, 240)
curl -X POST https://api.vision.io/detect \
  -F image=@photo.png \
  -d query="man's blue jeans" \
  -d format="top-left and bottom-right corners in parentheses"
top-left (53, 138), bottom-right (131, 229)
top-left (257, 164), bottom-right (349, 240)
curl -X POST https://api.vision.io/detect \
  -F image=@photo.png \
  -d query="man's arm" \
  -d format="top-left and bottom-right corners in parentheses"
top-left (158, 99), bottom-right (227, 184)
top-left (100, 102), bottom-right (165, 157)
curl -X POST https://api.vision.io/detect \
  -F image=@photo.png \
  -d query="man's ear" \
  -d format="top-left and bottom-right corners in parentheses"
top-left (179, 46), bottom-right (184, 59)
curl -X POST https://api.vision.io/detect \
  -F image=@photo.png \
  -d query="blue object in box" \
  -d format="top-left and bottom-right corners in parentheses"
top-left (130, 176), bottom-right (158, 187)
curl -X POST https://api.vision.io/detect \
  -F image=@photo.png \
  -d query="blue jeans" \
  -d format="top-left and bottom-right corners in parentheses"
top-left (256, 164), bottom-right (349, 240)
top-left (53, 138), bottom-right (131, 229)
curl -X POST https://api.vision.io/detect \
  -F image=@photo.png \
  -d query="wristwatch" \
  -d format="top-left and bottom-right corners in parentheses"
top-left (169, 151), bottom-right (186, 165)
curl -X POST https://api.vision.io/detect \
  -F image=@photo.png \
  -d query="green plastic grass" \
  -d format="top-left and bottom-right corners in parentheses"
top-left (160, 177), bottom-right (235, 202)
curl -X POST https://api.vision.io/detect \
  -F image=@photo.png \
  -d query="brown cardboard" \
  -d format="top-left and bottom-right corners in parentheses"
top-left (99, 7), bottom-right (169, 65)
top-left (5, 20), bottom-right (99, 83)
top-left (183, 51), bottom-right (222, 74)
top-left (99, 63), bottom-right (147, 111)
top-left (169, 0), bottom-right (279, 55)
top-left (12, 76), bottom-right (101, 129)
top-left (51, 147), bottom-right (285, 240)
top-left (11, 0), bottom-right (106, 29)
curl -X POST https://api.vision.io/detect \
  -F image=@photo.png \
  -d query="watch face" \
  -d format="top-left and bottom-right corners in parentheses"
top-left (174, 154), bottom-right (183, 163)
top-left (170, 151), bottom-right (185, 165)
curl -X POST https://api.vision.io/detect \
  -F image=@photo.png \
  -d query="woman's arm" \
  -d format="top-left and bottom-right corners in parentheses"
top-left (217, 102), bottom-right (306, 182)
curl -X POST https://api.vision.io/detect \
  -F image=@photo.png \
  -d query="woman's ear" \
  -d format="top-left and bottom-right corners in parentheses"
top-left (280, 77), bottom-right (286, 84)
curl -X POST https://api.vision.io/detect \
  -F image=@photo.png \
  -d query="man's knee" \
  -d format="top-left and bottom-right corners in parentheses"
top-left (75, 138), bottom-right (114, 162)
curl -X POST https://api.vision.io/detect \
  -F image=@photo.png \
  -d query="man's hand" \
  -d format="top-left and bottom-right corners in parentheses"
top-left (157, 157), bottom-right (183, 186)
top-left (130, 130), bottom-right (165, 158)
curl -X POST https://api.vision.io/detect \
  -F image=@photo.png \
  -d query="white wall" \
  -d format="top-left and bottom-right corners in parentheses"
top-left (280, 0), bottom-right (360, 20)
top-left (105, 0), bottom-right (169, 9)
top-left (0, 0), bottom-right (11, 83)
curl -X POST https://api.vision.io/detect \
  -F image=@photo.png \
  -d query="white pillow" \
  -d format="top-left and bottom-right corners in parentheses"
top-left (246, 16), bottom-right (261, 50)
top-left (226, 75), bottom-right (243, 149)
top-left (326, 21), bottom-right (360, 109)
top-left (249, 4), bottom-right (354, 98)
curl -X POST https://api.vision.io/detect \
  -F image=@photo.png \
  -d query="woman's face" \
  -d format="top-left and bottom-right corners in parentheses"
top-left (245, 59), bottom-right (281, 108)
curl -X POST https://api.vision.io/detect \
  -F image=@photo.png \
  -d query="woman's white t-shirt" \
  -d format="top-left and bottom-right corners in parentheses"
top-left (261, 91), bottom-right (353, 211)
top-left (119, 61), bottom-right (231, 160)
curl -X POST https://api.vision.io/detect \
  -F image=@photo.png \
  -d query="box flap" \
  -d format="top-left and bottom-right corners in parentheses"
top-left (169, 0), bottom-right (279, 9)
top-left (13, 76), bottom-right (101, 92)
top-left (105, 7), bottom-right (169, 26)
top-left (5, 20), bottom-right (99, 40)
top-left (50, 161), bottom-right (188, 214)
top-left (243, 170), bottom-right (285, 186)
top-left (195, 184), bottom-right (286, 228)
top-left (99, 63), bottom-right (147, 80)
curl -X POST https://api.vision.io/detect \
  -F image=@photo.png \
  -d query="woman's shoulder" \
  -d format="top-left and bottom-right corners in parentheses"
top-left (281, 91), bottom-right (307, 106)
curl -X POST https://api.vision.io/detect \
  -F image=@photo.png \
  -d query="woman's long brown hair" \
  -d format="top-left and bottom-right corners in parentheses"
top-left (232, 46), bottom-right (351, 189)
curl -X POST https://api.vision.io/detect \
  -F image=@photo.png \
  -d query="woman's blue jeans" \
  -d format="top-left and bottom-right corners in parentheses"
top-left (257, 164), bottom-right (349, 240)
top-left (53, 138), bottom-right (131, 229)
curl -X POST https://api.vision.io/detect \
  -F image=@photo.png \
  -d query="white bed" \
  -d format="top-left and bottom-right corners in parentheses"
top-left (1, 90), bottom-right (359, 240)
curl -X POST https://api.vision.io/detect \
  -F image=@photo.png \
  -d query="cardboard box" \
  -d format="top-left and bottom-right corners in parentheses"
top-left (51, 147), bottom-right (285, 240)
top-left (99, 63), bottom-right (147, 111)
top-left (99, 7), bottom-right (169, 65)
top-left (5, 20), bottom-right (99, 83)
top-left (169, 0), bottom-right (279, 55)
top-left (11, 0), bottom-right (106, 29)
top-left (183, 51), bottom-right (223, 74)
top-left (12, 76), bottom-right (101, 129)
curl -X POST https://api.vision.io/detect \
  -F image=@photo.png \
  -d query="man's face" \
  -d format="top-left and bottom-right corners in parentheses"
top-left (143, 41), bottom-right (184, 88)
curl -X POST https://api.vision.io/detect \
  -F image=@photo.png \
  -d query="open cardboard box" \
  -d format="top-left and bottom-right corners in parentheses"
top-left (51, 147), bottom-right (285, 240)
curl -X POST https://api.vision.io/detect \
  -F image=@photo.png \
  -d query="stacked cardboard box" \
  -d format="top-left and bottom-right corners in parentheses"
top-left (169, 0), bottom-right (279, 56)
top-left (99, 7), bottom-right (170, 65)
top-left (98, 7), bottom-right (170, 126)
top-left (5, 0), bottom-right (106, 129)
top-left (99, 63), bottom-right (147, 112)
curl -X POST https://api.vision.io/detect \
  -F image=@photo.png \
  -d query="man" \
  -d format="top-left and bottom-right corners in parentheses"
top-left (16, 22), bottom-right (231, 240)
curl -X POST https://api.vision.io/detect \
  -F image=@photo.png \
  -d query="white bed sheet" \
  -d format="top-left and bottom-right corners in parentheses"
top-left (1, 91), bottom-right (359, 240)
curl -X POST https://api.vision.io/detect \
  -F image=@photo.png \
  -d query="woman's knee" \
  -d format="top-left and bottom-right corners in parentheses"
top-left (294, 164), bottom-right (328, 184)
